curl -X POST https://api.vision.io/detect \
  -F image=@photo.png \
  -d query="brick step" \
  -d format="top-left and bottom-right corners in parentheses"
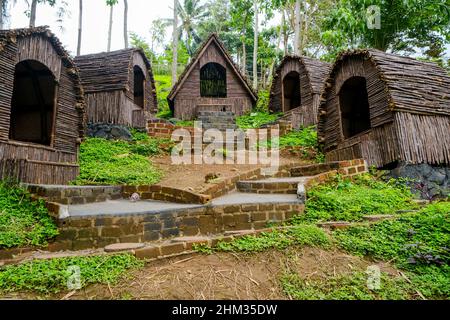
top-left (236, 177), bottom-right (310, 196)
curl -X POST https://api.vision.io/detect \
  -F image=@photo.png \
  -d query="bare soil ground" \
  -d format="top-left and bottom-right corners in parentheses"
top-left (152, 153), bottom-right (312, 194)
top-left (5, 247), bottom-right (393, 301)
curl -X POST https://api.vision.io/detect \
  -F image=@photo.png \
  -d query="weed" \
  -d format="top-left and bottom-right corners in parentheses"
top-left (236, 112), bottom-right (281, 129)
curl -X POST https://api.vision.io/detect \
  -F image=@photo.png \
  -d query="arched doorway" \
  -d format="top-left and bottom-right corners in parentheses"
top-left (9, 60), bottom-right (57, 146)
top-left (282, 71), bottom-right (301, 112)
top-left (339, 76), bottom-right (371, 138)
top-left (133, 65), bottom-right (145, 108)
top-left (200, 62), bottom-right (227, 98)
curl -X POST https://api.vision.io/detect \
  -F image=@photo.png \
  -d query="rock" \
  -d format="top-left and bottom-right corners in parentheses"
top-left (428, 170), bottom-right (446, 185)
top-left (363, 215), bottom-right (395, 222)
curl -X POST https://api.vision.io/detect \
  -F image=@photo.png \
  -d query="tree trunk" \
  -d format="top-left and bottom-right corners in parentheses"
top-left (30, 0), bottom-right (37, 27)
top-left (252, 0), bottom-right (258, 90)
top-left (77, 0), bottom-right (83, 56)
top-left (123, 0), bottom-right (129, 48)
top-left (242, 40), bottom-right (246, 75)
top-left (267, 10), bottom-right (284, 83)
top-left (282, 9), bottom-right (288, 55)
top-left (0, 0), bottom-right (4, 30)
top-left (171, 0), bottom-right (179, 86)
top-left (294, 0), bottom-right (301, 55)
top-left (107, 4), bottom-right (114, 52)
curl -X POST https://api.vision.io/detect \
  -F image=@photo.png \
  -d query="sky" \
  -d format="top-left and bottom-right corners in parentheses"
top-left (9, 0), bottom-right (174, 56)
top-left (7, 0), bottom-right (450, 58)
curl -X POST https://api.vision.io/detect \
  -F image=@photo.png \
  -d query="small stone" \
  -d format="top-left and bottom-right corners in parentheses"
top-left (104, 243), bottom-right (145, 253)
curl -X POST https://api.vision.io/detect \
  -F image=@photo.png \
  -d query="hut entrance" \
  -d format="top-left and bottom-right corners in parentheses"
top-left (9, 60), bottom-right (57, 146)
top-left (339, 76), bottom-right (371, 138)
top-left (282, 71), bottom-right (301, 112)
top-left (200, 62), bottom-right (227, 98)
top-left (133, 66), bottom-right (145, 108)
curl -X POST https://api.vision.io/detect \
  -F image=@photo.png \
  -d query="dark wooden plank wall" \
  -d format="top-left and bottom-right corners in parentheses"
top-left (174, 41), bottom-right (253, 120)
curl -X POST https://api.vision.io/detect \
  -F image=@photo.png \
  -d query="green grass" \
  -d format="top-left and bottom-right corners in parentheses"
top-left (0, 254), bottom-right (143, 294)
top-left (236, 112), bottom-right (281, 129)
top-left (298, 174), bottom-right (415, 222)
top-left (75, 130), bottom-right (167, 186)
top-left (0, 181), bottom-right (58, 249)
top-left (175, 120), bottom-right (195, 127)
top-left (332, 202), bottom-right (450, 299)
top-left (281, 271), bottom-right (413, 300)
top-left (196, 225), bottom-right (330, 254)
top-left (154, 74), bottom-right (172, 119)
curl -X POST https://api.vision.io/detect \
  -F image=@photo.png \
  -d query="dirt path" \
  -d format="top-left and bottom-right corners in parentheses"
top-left (152, 154), bottom-right (312, 194)
top-left (64, 247), bottom-right (396, 300)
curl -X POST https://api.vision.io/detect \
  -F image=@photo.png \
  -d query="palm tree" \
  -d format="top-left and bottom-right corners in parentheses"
top-left (176, 0), bottom-right (208, 56)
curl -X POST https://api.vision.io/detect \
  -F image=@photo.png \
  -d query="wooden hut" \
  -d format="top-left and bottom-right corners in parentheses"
top-left (168, 34), bottom-right (258, 120)
top-left (0, 27), bottom-right (85, 185)
top-left (269, 55), bottom-right (330, 129)
top-left (318, 49), bottom-right (450, 168)
top-left (75, 48), bottom-right (157, 128)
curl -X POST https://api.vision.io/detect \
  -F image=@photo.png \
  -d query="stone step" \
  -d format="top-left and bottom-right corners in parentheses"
top-left (317, 221), bottom-right (352, 230)
top-left (236, 177), bottom-right (310, 196)
top-left (104, 243), bottom-right (145, 253)
top-left (362, 215), bottom-right (396, 222)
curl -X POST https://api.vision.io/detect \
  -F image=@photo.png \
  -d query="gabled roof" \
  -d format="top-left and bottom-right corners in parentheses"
top-left (75, 48), bottom-right (156, 97)
top-left (0, 26), bottom-right (86, 138)
top-left (271, 55), bottom-right (331, 95)
top-left (168, 33), bottom-right (258, 102)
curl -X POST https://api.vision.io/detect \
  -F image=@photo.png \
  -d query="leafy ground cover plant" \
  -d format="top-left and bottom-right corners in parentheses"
top-left (195, 225), bottom-right (330, 254)
top-left (299, 174), bottom-right (415, 222)
top-left (236, 112), bottom-right (281, 129)
top-left (281, 271), bottom-right (413, 300)
top-left (0, 180), bottom-right (58, 249)
top-left (0, 254), bottom-right (143, 294)
top-left (75, 130), bottom-right (167, 185)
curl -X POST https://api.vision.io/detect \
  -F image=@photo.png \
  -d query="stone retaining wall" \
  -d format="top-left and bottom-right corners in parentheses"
top-left (26, 185), bottom-right (122, 205)
top-left (54, 202), bottom-right (304, 251)
top-left (122, 185), bottom-right (211, 204)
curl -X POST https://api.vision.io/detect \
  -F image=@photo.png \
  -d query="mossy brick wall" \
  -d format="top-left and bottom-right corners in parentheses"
top-left (55, 202), bottom-right (305, 251)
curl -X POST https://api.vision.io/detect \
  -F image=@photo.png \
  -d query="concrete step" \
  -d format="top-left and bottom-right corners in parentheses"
top-left (236, 176), bottom-right (310, 195)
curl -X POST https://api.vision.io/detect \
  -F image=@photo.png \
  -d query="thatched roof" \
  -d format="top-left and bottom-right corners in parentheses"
top-left (0, 26), bottom-right (86, 139)
top-left (168, 33), bottom-right (258, 103)
top-left (318, 49), bottom-right (450, 119)
top-left (75, 48), bottom-right (157, 103)
top-left (271, 55), bottom-right (331, 95)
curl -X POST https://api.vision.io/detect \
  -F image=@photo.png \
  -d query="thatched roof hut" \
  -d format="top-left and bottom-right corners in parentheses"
top-left (318, 49), bottom-right (450, 168)
top-left (269, 55), bottom-right (330, 129)
top-left (168, 34), bottom-right (258, 120)
top-left (0, 27), bottom-right (85, 185)
top-left (75, 48), bottom-right (157, 128)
